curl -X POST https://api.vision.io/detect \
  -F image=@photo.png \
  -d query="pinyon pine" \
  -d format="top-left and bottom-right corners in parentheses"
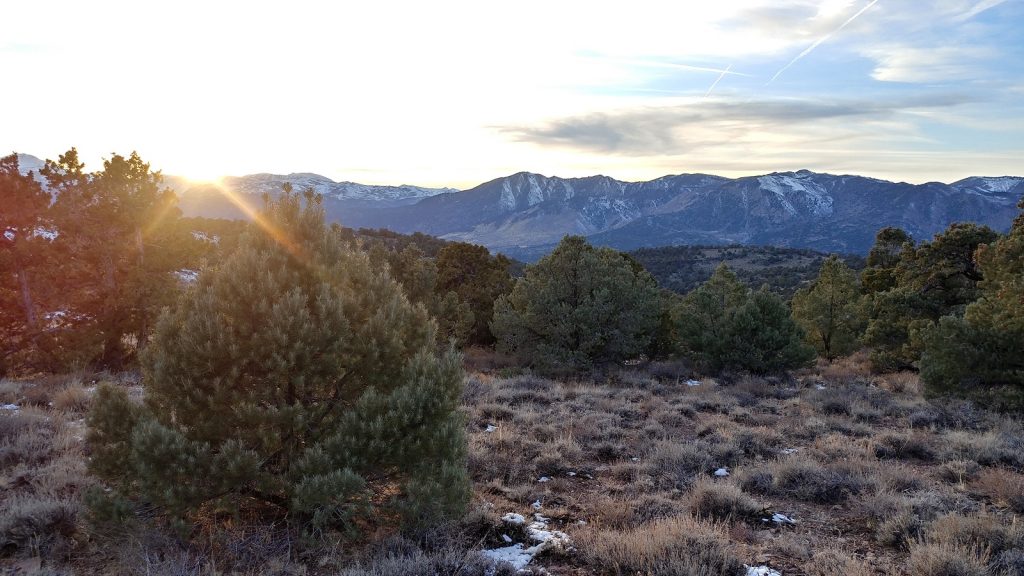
top-left (87, 189), bottom-right (468, 532)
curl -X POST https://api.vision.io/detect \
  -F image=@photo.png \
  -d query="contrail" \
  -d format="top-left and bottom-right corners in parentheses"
top-left (768, 0), bottom-right (881, 84)
top-left (594, 56), bottom-right (752, 77)
top-left (704, 64), bottom-right (732, 97)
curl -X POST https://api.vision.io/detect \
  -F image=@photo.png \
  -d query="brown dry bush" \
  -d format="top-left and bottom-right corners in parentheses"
top-left (906, 541), bottom-right (990, 576)
top-left (688, 479), bottom-right (763, 522)
top-left (770, 456), bottom-right (865, 504)
top-left (647, 441), bottom-right (716, 490)
top-left (576, 515), bottom-right (744, 576)
top-left (52, 385), bottom-right (91, 413)
top-left (970, 468), bottom-right (1024, 513)
top-left (806, 548), bottom-right (875, 576)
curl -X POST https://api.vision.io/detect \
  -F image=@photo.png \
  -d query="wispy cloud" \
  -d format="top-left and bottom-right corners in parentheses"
top-left (768, 0), bottom-right (881, 84)
top-left (955, 0), bottom-right (1008, 21)
top-left (501, 93), bottom-right (980, 154)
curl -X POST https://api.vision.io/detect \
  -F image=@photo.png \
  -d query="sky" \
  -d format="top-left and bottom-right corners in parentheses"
top-left (2, 0), bottom-right (1023, 188)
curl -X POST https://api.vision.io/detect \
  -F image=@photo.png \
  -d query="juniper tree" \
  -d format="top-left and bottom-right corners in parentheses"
top-left (87, 189), bottom-right (469, 531)
top-left (792, 255), bottom-right (865, 361)
top-left (672, 264), bottom-right (749, 371)
top-left (491, 235), bottom-right (661, 374)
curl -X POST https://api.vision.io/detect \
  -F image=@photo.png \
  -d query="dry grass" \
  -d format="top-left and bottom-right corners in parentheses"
top-left (575, 515), bottom-right (743, 576)
top-left (3, 357), bottom-right (1024, 575)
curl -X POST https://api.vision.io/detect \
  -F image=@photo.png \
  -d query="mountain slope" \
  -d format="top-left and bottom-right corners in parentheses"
top-left (353, 170), bottom-right (1023, 259)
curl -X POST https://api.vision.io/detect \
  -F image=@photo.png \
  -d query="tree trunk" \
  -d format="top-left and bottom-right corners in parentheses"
top-left (17, 265), bottom-right (39, 331)
top-left (135, 228), bottom-right (147, 351)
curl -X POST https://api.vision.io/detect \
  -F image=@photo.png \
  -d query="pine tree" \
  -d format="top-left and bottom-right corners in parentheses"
top-left (721, 287), bottom-right (816, 374)
top-left (920, 200), bottom-right (1024, 408)
top-left (42, 149), bottom-right (181, 368)
top-left (674, 265), bottom-right (813, 373)
top-left (492, 235), bottom-right (661, 374)
top-left (87, 189), bottom-right (468, 531)
top-left (0, 154), bottom-right (52, 373)
top-left (792, 255), bottom-right (865, 361)
top-left (862, 223), bottom-right (997, 372)
top-left (672, 264), bottom-right (749, 371)
top-left (434, 242), bottom-right (513, 346)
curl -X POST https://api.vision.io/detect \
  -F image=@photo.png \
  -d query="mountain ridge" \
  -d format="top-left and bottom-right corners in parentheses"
top-left (13, 152), bottom-right (1022, 259)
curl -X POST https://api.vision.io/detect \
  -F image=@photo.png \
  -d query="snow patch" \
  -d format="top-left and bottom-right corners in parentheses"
top-left (764, 513), bottom-right (796, 525)
top-left (175, 269), bottom-right (199, 284)
top-left (483, 511), bottom-right (572, 573)
top-left (685, 379), bottom-right (702, 387)
top-left (714, 467), bottom-right (730, 477)
top-left (1, 403), bottom-right (19, 411)
top-left (746, 566), bottom-right (782, 576)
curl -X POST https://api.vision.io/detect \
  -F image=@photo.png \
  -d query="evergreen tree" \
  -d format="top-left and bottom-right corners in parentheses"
top-left (672, 264), bottom-right (749, 370)
top-left (674, 266), bottom-right (814, 373)
top-left (861, 227), bottom-right (912, 295)
top-left (491, 235), bottom-right (661, 374)
top-left (721, 287), bottom-right (816, 374)
top-left (792, 255), bottom-right (865, 361)
top-left (0, 154), bottom-right (52, 373)
top-left (434, 242), bottom-right (513, 346)
top-left (920, 200), bottom-right (1024, 408)
top-left (42, 149), bottom-right (181, 368)
top-left (88, 189), bottom-right (468, 531)
top-left (862, 223), bottom-right (997, 372)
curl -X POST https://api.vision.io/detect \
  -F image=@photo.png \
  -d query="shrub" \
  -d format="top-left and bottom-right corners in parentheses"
top-left (576, 515), bottom-right (744, 576)
top-left (688, 479), bottom-right (763, 522)
top-left (87, 190), bottom-right (468, 533)
top-left (772, 459), bottom-right (864, 504)
top-left (906, 541), bottom-right (990, 576)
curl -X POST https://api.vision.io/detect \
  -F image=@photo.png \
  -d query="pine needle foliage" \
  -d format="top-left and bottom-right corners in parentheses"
top-left (87, 189), bottom-right (468, 533)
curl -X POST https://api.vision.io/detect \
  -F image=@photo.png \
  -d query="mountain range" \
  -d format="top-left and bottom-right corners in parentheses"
top-left (15, 154), bottom-right (1023, 260)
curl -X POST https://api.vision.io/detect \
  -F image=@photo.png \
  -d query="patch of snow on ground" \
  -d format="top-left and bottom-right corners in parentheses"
top-left (483, 511), bottom-right (572, 573)
top-left (485, 424), bottom-right (497, 432)
top-left (685, 379), bottom-right (702, 386)
top-left (714, 467), bottom-right (730, 477)
top-left (501, 513), bottom-right (526, 525)
top-left (747, 566), bottom-right (782, 576)
top-left (780, 448), bottom-right (799, 455)
top-left (764, 513), bottom-right (796, 525)
top-left (1, 404), bottom-right (19, 411)
top-left (175, 269), bottom-right (199, 283)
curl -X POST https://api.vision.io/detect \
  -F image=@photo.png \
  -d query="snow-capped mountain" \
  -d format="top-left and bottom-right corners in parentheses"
top-left (215, 172), bottom-right (456, 204)
top-left (339, 169), bottom-right (1024, 259)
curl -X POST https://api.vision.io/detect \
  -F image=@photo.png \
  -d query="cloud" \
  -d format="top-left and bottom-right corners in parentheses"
top-left (865, 44), bottom-right (995, 83)
top-left (501, 93), bottom-right (981, 155)
top-left (768, 0), bottom-right (881, 84)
